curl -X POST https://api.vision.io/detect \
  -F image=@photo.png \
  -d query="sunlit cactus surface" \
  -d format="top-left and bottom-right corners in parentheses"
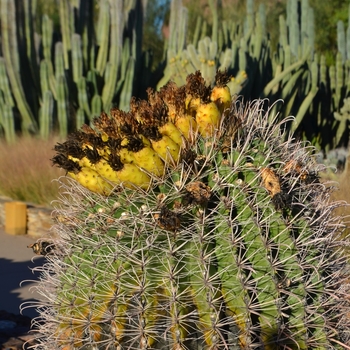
top-left (30, 71), bottom-right (350, 349)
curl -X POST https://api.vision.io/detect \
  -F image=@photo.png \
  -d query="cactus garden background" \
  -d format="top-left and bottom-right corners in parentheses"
top-left (0, 0), bottom-right (350, 348)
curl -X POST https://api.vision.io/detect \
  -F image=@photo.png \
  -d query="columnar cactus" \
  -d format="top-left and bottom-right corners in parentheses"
top-left (30, 71), bottom-right (350, 349)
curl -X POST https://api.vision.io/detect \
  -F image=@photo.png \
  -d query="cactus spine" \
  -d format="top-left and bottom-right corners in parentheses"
top-left (31, 71), bottom-right (350, 349)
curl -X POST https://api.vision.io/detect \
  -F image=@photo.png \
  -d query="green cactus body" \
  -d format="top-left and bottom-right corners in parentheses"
top-left (0, 58), bottom-right (14, 107)
top-left (40, 90), bottom-right (54, 140)
top-left (31, 72), bottom-right (350, 349)
top-left (77, 77), bottom-right (91, 119)
top-left (0, 102), bottom-right (15, 143)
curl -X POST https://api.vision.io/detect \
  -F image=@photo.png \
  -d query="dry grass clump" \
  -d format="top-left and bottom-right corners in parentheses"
top-left (332, 165), bottom-right (350, 233)
top-left (321, 156), bottom-right (350, 239)
top-left (0, 137), bottom-right (65, 206)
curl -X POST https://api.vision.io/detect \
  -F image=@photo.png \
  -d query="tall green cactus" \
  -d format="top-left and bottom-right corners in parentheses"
top-left (334, 97), bottom-right (350, 146)
top-left (39, 90), bottom-right (54, 140)
top-left (0, 103), bottom-right (15, 143)
top-left (0, 57), bottom-right (15, 143)
top-left (0, 0), bottom-right (38, 135)
top-left (0, 0), bottom-right (148, 141)
top-left (30, 72), bottom-right (350, 349)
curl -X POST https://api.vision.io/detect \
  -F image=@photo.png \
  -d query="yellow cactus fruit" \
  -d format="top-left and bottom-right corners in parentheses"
top-left (150, 135), bottom-right (181, 162)
top-left (158, 121), bottom-right (183, 147)
top-left (184, 70), bottom-right (222, 138)
top-left (211, 70), bottom-right (232, 113)
top-left (131, 146), bottom-right (165, 177)
top-left (68, 167), bottom-right (112, 195)
top-left (52, 71), bottom-right (234, 194)
top-left (139, 134), bottom-right (152, 147)
top-left (95, 158), bottom-right (151, 189)
top-left (118, 147), bottom-right (134, 164)
top-left (156, 82), bottom-right (194, 142)
top-left (114, 163), bottom-right (151, 189)
top-left (67, 154), bottom-right (81, 163)
top-left (185, 94), bottom-right (201, 112)
top-left (120, 136), bottom-right (165, 176)
top-left (154, 82), bottom-right (180, 122)
top-left (174, 113), bottom-right (197, 140)
top-left (211, 85), bottom-right (231, 113)
top-left (68, 154), bottom-right (96, 170)
top-left (185, 71), bottom-right (209, 116)
top-left (101, 133), bottom-right (109, 142)
top-left (195, 101), bottom-right (221, 137)
top-left (78, 157), bottom-right (95, 169)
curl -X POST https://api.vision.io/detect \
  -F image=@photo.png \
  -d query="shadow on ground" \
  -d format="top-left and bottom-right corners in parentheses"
top-left (0, 256), bottom-right (44, 348)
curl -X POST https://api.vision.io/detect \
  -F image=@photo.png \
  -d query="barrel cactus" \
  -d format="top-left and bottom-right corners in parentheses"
top-left (30, 71), bottom-right (350, 349)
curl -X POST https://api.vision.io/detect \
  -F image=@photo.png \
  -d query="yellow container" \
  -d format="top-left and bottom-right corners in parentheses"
top-left (5, 202), bottom-right (27, 235)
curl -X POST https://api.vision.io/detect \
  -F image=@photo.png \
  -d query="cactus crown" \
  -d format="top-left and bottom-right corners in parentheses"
top-left (31, 71), bottom-right (350, 349)
top-left (52, 71), bottom-right (230, 189)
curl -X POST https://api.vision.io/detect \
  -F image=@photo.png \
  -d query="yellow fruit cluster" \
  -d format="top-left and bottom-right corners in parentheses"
top-left (52, 71), bottom-right (232, 194)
